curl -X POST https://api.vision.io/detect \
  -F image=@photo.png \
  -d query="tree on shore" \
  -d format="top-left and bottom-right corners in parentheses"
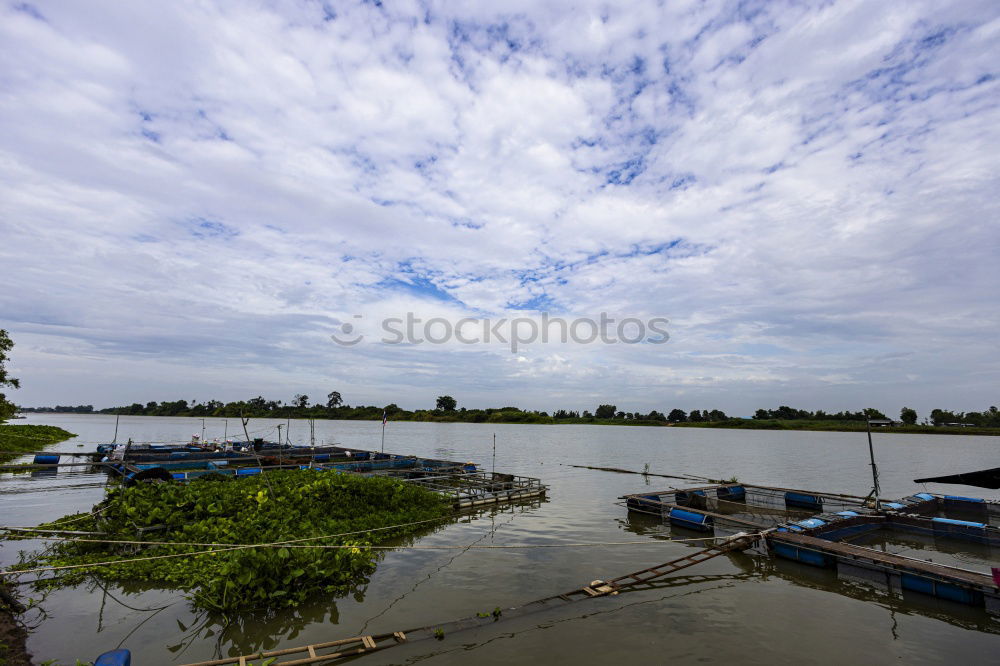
top-left (668, 408), bottom-right (687, 423)
top-left (294, 394), bottom-right (310, 409)
top-left (900, 407), bottom-right (918, 425)
top-left (0, 330), bottom-right (20, 423)
top-left (436, 395), bottom-right (457, 411)
top-left (326, 391), bottom-right (343, 408)
top-left (594, 404), bottom-right (617, 419)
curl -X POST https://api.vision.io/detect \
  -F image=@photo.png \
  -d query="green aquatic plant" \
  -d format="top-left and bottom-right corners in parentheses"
top-left (0, 425), bottom-right (75, 463)
top-left (9, 470), bottom-right (450, 611)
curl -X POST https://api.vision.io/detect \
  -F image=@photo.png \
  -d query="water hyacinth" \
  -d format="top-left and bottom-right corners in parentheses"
top-left (14, 470), bottom-right (451, 611)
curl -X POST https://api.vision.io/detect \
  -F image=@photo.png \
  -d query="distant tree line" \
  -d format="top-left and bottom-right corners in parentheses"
top-left (585, 405), bottom-right (728, 423)
top-left (752, 406), bottom-right (889, 421)
top-left (23, 393), bottom-right (724, 426)
top-left (18, 393), bottom-right (1000, 429)
top-left (926, 406), bottom-right (1000, 427)
top-left (751, 405), bottom-right (1000, 428)
top-left (20, 405), bottom-right (95, 414)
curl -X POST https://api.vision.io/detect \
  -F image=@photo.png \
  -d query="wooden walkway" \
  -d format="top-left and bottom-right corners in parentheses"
top-left (769, 531), bottom-right (995, 587)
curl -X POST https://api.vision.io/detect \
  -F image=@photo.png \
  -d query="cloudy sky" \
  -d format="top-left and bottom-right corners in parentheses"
top-left (1, 0), bottom-right (998, 416)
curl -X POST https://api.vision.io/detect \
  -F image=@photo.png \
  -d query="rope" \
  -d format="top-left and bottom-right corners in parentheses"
top-left (2, 535), bottom-right (730, 576)
top-left (0, 515), bottom-right (452, 546)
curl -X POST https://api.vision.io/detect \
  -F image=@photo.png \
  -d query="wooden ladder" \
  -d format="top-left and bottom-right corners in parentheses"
top-left (604, 532), bottom-right (758, 592)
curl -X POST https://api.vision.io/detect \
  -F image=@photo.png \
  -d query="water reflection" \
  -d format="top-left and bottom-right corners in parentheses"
top-left (750, 553), bottom-right (1000, 635)
top-left (98, 499), bottom-right (549, 660)
top-left (618, 511), bottom-right (1000, 637)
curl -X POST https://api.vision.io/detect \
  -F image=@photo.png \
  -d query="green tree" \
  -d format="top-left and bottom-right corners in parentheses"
top-left (899, 407), bottom-right (918, 425)
top-left (863, 407), bottom-right (887, 420)
top-left (0, 330), bottom-right (20, 422)
top-left (930, 408), bottom-right (961, 426)
top-left (294, 394), bottom-right (310, 409)
top-left (436, 395), bottom-right (457, 411)
top-left (594, 404), bottom-right (617, 419)
top-left (326, 391), bottom-right (343, 408)
top-left (667, 408), bottom-right (687, 423)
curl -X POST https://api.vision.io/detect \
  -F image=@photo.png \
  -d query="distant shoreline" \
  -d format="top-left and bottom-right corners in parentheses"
top-left (16, 413), bottom-right (1000, 436)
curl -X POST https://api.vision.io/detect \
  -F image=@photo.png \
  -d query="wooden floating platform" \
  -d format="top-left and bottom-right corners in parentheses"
top-left (621, 481), bottom-right (1000, 616)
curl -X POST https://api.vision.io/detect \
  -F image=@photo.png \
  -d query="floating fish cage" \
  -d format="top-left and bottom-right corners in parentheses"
top-left (102, 446), bottom-right (547, 510)
top-left (621, 482), bottom-right (1000, 618)
top-left (388, 471), bottom-right (548, 509)
top-left (621, 483), bottom-right (863, 533)
top-left (114, 450), bottom-right (472, 484)
top-left (95, 442), bottom-right (350, 464)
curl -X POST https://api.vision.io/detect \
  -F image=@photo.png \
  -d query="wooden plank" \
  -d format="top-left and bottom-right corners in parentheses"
top-left (770, 532), bottom-right (994, 587)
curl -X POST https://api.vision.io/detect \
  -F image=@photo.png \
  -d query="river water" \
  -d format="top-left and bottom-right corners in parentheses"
top-left (4, 414), bottom-right (999, 664)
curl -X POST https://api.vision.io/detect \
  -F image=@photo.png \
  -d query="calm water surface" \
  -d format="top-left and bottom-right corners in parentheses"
top-left (4, 414), bottom-right (999, 664)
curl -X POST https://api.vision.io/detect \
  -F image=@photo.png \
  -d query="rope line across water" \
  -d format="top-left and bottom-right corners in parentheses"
top-left (1, 534), bottom-right (730, 576)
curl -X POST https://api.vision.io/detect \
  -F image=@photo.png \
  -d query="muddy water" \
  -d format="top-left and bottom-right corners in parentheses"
top-left (4, 414), bottom-right (999, 664)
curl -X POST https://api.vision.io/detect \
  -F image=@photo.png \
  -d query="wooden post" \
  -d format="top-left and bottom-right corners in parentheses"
top-left (867, 418), bottom-right (881, 511)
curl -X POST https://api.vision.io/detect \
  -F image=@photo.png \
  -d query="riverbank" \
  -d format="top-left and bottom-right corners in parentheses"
top-left (0, 424), bottom-right (77, 463)
top-left (22, 411), bottom-right (1000, 436)
top-left (674, 419), bottom-right (1000, 436)
top-left (0, 580), bottom-right (30, 666)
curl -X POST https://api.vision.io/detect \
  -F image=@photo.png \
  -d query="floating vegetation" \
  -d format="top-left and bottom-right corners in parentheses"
top-left (11, 470), bottom-right (450, 611)
top-left (0, 425), bottom-right (75, 463)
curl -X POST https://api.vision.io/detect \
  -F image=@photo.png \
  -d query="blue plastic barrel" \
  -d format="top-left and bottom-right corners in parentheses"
top-left (785, 492), bottom-right (823, 510)
top-left (717, 485), bottom-right (746, 501)
top-left (794, 518), bottom-right (827, 529)
top-left (33, 454), bottom-right (60, 465)
top-left (626, 494), bottom-right (662, 511)
top-left (668, 507), bottom-right (713, 531)
top-left (95, 649), bottom-right (131, 666)
top-left (932, 517), bottom-right (986, 528)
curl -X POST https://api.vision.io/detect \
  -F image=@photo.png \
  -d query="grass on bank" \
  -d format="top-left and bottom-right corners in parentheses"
top-left (8, 470), bottom-right (451, 612)
top-left (0, 425), bottom-right (76, 463)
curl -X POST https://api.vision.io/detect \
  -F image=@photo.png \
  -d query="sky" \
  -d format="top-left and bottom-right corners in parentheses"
top-left (1, 0), bottom-right (998, 417)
